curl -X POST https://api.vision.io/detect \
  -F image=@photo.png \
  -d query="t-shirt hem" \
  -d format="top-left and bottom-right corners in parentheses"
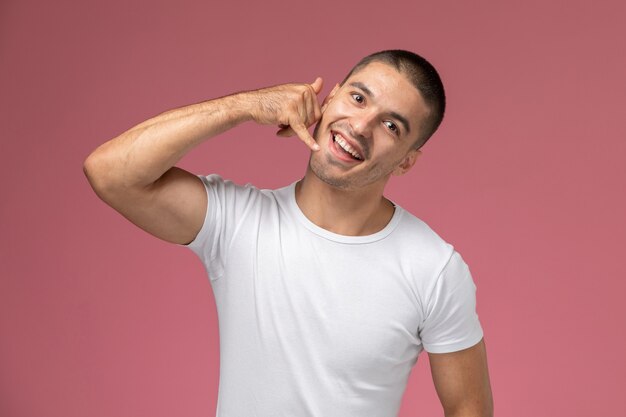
top-left (423, 329), bottom-right (484, 354)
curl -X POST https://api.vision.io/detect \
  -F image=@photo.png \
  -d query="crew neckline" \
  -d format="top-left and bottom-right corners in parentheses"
top-left (278, 181), bottom-right (404, 244)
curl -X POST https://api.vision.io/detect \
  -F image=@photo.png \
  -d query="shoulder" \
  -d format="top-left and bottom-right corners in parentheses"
top-left (198, 174), bottom-right (270, 204)
top-left (197, 174), bottom-right (291, 225)
top-left (394, 207), bottom-right (455, 265)
top-left (198, 174), bottom-right (257, 194)
top-left (391, 207), bottom-right (470, 296)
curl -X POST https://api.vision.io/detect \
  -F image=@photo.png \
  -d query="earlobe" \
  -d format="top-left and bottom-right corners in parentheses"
top-left (393, 149), bottom-right (421, 176)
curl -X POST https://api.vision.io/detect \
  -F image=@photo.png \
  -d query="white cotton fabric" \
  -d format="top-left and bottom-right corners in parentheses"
top-left (185, 174), bottom-right (483, 417)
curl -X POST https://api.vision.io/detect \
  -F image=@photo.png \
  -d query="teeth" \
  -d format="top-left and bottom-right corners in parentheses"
top-left (333, 134), bottom-right (362, 160)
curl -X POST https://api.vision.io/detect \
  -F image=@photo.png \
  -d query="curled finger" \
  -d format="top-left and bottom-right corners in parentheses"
top-left (276, 125), bottom-right (295, 137)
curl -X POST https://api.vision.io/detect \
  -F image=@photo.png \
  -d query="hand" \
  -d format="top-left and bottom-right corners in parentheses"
top-left (249, 77), bottom-right (324, 151)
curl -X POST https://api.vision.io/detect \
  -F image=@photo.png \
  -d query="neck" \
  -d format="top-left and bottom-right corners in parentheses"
top-left (295, 168), bottom-right (395, 236)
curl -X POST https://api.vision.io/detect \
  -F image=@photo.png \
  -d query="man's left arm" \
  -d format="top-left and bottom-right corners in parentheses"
top-left (428, 338), bottom-right (493, 417)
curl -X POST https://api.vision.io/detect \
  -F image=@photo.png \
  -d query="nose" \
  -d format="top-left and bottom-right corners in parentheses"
top-left (349, 109), bottom-right (376, 140)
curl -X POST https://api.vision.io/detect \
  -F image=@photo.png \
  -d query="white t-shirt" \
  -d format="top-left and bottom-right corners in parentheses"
top-left (186, 175), bottom-right (483, 417)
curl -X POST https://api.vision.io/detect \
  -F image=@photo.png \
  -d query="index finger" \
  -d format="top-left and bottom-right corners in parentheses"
top-left (290, 122), bottom-right (320, 151)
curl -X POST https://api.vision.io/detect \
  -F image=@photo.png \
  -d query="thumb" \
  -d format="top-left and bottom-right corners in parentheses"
top-left (310, 77), bottom-right (323, 94)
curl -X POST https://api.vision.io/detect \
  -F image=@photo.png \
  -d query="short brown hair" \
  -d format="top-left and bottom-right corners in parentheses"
top-left (342, 50), bottom-right (446, 149)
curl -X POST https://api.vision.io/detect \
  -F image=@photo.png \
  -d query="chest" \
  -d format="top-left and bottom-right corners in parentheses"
top-left (216, 217), bottom-right (426, 376)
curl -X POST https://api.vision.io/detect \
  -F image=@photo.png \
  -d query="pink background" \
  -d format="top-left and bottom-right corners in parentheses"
top-left (1, 0), bottom-right (625, 416)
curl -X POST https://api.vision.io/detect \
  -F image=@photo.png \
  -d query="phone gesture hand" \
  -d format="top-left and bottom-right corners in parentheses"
top-left (251, 77), bottom-right (324, 151)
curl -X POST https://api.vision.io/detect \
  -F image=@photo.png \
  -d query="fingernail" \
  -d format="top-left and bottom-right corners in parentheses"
top-left (313, 144), bottom-right (320, 151)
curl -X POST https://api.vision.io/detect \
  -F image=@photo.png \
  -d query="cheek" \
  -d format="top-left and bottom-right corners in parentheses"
top-left (325, 99), bottom-right (352, 117)
top-left (372, 148), bottom-right (407, 169)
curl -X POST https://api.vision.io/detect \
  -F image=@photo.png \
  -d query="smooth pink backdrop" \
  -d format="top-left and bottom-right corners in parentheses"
top-left (1, 0), bottom-right (625, 416)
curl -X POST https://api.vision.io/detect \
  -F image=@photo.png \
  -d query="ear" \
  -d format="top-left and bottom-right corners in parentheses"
top-left (392, 149), bottom-right (421, 176)
top-left (321, 83), bottom-right (340, 113)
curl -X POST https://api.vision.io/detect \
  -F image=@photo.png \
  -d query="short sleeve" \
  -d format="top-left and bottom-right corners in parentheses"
top-left (419, 250), bottom-right (484, 353)
top-left (181, 174), bottom-right (259, 281)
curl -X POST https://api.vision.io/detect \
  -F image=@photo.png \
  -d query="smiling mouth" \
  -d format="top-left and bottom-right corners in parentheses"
top-left (332, 132), bottom-right (363, 161)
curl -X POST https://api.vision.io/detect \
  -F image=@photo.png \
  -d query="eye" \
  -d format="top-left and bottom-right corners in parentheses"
top-left (351, 93), bottom-right (365, 104)
top-left (384, 120), bottom-right (399, 134)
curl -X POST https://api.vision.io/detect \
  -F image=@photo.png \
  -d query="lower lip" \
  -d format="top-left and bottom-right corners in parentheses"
top-left (329, 133), bottom-right (362, 164)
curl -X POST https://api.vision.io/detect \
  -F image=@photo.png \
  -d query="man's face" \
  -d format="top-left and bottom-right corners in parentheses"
top-left (310, 61), bottom-right (430, 191)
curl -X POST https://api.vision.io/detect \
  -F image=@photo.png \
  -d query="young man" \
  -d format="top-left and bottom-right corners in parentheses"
top-left (84, 50), bottom-right (493, 417)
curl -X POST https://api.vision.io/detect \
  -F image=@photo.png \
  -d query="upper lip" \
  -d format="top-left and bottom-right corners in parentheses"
top-left (331, 129), bottom-right (366, 159)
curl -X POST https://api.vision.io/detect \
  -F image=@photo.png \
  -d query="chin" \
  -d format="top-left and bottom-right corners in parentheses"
top-left (309, 158), bottom-right (353, 190)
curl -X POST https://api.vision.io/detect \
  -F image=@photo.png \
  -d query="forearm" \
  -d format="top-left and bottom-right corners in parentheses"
top-left (84, 92), bottom-right (255, 191)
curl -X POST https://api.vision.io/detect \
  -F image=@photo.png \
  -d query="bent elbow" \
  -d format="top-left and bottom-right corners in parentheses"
top-left (83, 150), bottom-right (119, 201)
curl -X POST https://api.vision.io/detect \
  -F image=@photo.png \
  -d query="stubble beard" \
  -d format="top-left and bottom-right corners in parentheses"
top-left (308, 122), bottom-right (392, 191)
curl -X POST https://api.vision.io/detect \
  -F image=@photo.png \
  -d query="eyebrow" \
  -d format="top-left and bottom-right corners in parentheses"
top-left (348, 82), bottom-right (412, 135)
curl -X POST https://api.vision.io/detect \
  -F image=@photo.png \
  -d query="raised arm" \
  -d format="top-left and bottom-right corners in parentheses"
top-left (428, 339), bottom-right (494, 417)
top-left (83, 78), bottom-right (323, 245)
